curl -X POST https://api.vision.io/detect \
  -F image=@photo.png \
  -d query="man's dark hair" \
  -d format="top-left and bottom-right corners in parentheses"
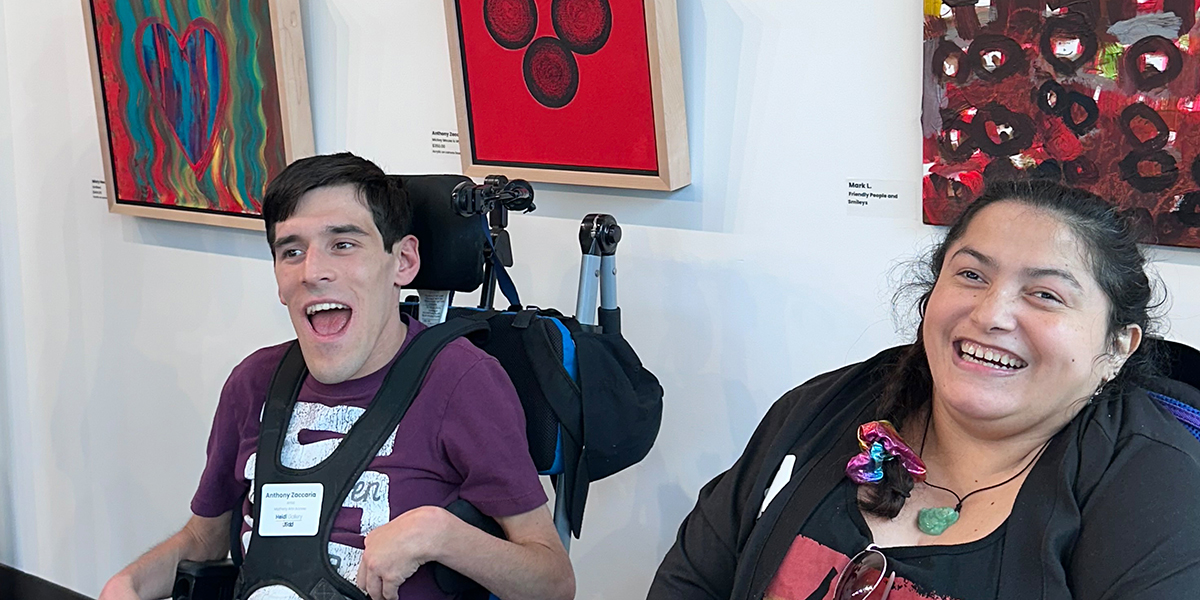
top-left (262, 152), bottom-right (412, 253)
top-left (860, 179), bottom-right (1165, 519)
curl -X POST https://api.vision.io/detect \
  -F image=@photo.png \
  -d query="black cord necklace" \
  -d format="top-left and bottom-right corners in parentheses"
top-left (915, 412), bottom-right (1052, 536)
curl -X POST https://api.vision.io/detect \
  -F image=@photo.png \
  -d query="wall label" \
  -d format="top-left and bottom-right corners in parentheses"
top-left (846, 178), bottom-right (913, 218)
top-left (432, 130), bottom-right (460, 156)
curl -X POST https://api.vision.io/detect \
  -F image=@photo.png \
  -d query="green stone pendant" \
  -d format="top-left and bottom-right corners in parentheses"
top-left (918, 507), bottom-right (960, 535)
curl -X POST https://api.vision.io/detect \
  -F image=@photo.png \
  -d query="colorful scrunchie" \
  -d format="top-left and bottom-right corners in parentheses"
top-left (845, 420), bottom-right (927, 485)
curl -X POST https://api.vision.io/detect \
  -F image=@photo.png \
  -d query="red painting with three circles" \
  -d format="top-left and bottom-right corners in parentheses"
top-left (454, 0), bottom-right (658, 175)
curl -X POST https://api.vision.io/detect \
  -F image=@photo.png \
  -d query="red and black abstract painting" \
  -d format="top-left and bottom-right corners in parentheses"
top-left (923, 0), bottom-right (1200, 248)
top-left (452, 0), bottom-right (659, 176)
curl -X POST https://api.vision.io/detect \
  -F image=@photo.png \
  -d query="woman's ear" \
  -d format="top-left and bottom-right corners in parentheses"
top-left (1109, 324), bottom-right (1143, 377)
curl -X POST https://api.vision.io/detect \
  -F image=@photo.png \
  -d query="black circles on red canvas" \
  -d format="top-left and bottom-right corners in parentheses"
top-left (481, 0), bottom-right (611, 108)
top-left (484, 0), bottom-right (538, 50)
top-left (972, 103), bottom-right (1036, 158)
top-left (1125, 36), bottom-right (1183, 92)
top-left (523, 37), bottom-right (580, 108)
top-left (966, 34), bottom-right (1027, 82)
top-left (1033, 80), bottom-right (1099, 136)
top-left (1039, 15), bottom-right (1098, 76)
top-left (1118, 103), bottom-right (1179, 193)
top-left (552, 0), bottom-right (612, 55)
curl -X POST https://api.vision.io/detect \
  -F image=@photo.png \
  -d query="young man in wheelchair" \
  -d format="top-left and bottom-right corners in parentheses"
top-left (99, 153), bottom-right (575, 600)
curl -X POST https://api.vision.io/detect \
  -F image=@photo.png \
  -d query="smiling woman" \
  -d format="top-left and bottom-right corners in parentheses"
top-left (649, 180), bottom-right (1200, 600)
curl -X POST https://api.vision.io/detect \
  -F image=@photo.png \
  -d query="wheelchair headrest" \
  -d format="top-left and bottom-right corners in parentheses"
top-left (1157, 337), bottom-right (1200, 391)
top-left (392, 174), bottom-right (486, 293)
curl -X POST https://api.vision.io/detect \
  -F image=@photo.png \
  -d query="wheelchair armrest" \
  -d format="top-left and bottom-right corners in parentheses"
top-left (173, 559), bottom-right (238, 600)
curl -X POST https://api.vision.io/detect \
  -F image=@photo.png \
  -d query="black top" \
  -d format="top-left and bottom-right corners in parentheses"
top-left (765, 478), bottom-right (1002, 599)
top-left (647, 346), bottom-right (1200, 600)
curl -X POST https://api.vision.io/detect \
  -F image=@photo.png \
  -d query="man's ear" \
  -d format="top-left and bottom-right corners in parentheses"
top-left (393, 234), bottom-right (420, 288)
top-left (1109, 323), bottom-right (1143, 377)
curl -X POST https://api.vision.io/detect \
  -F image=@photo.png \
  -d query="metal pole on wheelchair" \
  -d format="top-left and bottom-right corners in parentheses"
top-left (575, 214), bottom-right (620, 332)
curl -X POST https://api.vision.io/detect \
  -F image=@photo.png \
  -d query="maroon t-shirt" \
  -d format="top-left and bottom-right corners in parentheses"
top-left (191, 316), bottom-right (547, 599)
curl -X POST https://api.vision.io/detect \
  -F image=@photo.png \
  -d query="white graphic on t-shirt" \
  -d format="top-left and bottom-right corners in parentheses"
top-left (243, 401), bottom-right (397, 589)
top-left (343, 470), bottom-right (391, 535)
top-left (281, 402), bottom-right (397, 469)
top-left (246, 585), bottom-right (303, 600)
top-left (327, 542), bottom-right (364, 584)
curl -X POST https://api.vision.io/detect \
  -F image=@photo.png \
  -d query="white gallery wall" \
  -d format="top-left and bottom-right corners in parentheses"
top-left (1, 1), bottom-right (1199, 597)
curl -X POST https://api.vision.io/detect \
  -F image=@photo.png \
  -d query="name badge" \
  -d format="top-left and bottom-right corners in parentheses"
top-left (258, 483), bottom-right (324, 537)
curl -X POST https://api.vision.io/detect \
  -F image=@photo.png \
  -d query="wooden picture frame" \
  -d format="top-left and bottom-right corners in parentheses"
top-left (444, 0), bottom-right (689, 191)
top-left (83, 0), bottom-right (314, 231)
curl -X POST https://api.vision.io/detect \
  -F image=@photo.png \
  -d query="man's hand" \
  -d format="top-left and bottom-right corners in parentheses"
top-left (357, 503), bottom-right (573, 600)
top-left (356, 505), bottom-right (449, 600)
top-left (99, 512), bottom-right (232, 600)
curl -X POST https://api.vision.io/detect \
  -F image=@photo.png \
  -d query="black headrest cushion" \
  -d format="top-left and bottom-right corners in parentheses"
top-left (392, 174), bottom-right (486, 293)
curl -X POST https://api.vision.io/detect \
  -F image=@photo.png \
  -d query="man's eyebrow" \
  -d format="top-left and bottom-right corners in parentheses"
top-left (327, 224), bottom-right (369, 236)
top-left (1026, 267), bottom-right (1083, 291)
top-left (272, 234), bottom-right (301, 251)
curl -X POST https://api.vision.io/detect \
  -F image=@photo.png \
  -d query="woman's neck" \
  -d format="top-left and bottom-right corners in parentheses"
top-left (912, 402), bottom-right (1059, 492)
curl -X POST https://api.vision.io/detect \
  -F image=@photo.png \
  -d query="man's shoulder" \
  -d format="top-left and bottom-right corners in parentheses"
top-left (223, 340), bottom-right (294, 395)
top-left (426, 334), bottom-right (506, 383)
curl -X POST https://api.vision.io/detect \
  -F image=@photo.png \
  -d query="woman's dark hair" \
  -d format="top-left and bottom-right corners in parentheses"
top-left (860, 179), bottom-right (1164, 518)
top-left (262, 152), bottom-right (412, 255)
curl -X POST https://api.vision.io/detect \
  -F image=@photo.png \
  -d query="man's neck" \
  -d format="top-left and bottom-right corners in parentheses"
top-left (347, 314), bottom-right (408, 382)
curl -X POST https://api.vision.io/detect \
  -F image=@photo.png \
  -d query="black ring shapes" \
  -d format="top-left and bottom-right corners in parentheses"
top-left (972, 103), bottom-right (1036, 158)
top-left (523, 37), bottom-right (580, 108)
top-left (938, 114), bottom-right (979, 163)
top-left (1033, 81), bottom-right (1098, 134)
top-left (967, 34), bottom-right (1028, 82)
top-left (1039, 15), bottom-right (1099, 75)
top-left (1125, 36), bottom-right (1183, 92)
top-left (551, 0), bottom-right (612, 55)
top-left (1119, 150), bottom-right (1180, 193)
top-left (1034, 80), bottom-right (1067, 115)
top-left (1119, 102), bottom-right (1170, 153)
top-left (484, 0), bottom-right (538, 50)
top-left (932, 39), bottom-right (969, 84)
top-left (1061, 92), bottom-right (1100, 136)
top-left (1176, 192), bottom-right (1200, 228)
top-left (942, 0), bottom-right (980, 6)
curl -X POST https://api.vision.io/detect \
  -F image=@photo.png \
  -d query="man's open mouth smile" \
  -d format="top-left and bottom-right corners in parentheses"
top-left (306, 301), bottom-right (353, 338)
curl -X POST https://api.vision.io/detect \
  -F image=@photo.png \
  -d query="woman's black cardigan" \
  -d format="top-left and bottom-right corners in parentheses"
top-left (648, 346), bottom-right (1200, 600)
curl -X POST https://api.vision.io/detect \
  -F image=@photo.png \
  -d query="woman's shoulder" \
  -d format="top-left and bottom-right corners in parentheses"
top-left (1115, 378), bottom-right (1200, 459)
top-left (1075, 378), bottom-right (1200, 501)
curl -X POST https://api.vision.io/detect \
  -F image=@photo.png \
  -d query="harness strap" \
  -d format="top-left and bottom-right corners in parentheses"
top-left (234, 318), bottom-right (488, 600)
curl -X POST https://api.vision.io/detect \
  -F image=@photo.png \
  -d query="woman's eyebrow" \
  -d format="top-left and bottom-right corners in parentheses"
top-left (952, 246), bottom-right (1083, 290)
top-left (1025, 267), bottom-right (1083, 291)
top-left (951, 246), bottom-right (995, 267)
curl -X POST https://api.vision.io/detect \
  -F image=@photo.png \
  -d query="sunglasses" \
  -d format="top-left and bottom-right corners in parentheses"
top-left (833, 543), bottom-right (896, 600)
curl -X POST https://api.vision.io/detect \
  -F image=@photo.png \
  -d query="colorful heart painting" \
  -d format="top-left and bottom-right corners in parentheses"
top-left (88, 0), bottom-right (294, 219)
top-left (135, 17), bottom-right (228, 174)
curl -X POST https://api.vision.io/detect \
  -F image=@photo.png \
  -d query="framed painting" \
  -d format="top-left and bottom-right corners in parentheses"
top-left (444, 0), bottom-right (690, 191)
top-left (83, 0), bottom-right (313, 230)
top-left (923, 0), bottom-right (1200, 248)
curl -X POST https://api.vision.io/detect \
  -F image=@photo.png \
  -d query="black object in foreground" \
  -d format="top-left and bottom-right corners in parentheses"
top-left (0, 563), bottom-right (93, 600)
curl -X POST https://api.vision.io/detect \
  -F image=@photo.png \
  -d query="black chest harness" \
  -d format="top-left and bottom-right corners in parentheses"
top-left (233, 318), bottom-right (489, 600)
